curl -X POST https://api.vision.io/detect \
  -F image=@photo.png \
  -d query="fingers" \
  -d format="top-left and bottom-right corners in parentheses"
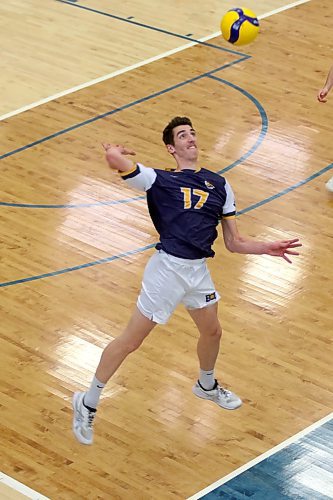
top-left (317, 90), bottom-right (328, 103)
top-left (269, 238), bottom-right (302, 263)
top-left (281, 238), bottom-right (300, 244)
top-left (282, 248), bottom-right (300, 263)
top-left (286, 243), bottom-right (302, 249)
top-left (121, 147), bottom-right (136, 156)
top-left (279, 239), bottom-right (302, 249)
top-left (101, 144), bottom-right (136, 155)
top-left (102, 142), bottom-right (117, 151)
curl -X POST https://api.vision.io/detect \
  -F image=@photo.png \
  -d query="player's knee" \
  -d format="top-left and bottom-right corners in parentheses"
top-left (203, 322), bottom-right (222, 340)
top-left (209, 323), bottom-right (222, 339)
top-left (214, 323), bottom-right (222, 340)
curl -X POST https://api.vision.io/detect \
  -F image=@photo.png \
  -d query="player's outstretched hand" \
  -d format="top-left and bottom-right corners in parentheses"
top-left (102, 143), bottom-right (136, 156)
top-left (317, 88), bottom-right (329, 103)
top-left (265, 238), bottom-right (302, 263)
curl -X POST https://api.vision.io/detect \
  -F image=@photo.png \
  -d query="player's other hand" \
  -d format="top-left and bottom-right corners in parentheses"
top-left (265, 238), bottom-right (302, 264)
top-left (317, 88), bottom-right (329, 103)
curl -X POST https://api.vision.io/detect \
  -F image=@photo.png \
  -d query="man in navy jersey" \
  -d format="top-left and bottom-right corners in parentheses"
top-left (72, 116), bottom-right (301, 445)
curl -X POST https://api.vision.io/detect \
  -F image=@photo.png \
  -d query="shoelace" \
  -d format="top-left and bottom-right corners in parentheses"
top-left (87, 410), bottom-right (96, 428)
top-left (218, 386), bottom-right (232, 398)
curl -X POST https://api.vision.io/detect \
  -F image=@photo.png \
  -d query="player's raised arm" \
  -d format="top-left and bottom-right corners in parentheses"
top-left (102, 143), bottom-right (157, 192)
top-left (102, 143), bottom-right (136, 172)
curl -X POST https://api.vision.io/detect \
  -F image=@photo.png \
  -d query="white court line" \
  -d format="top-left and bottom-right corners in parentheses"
top-left (0, 472), bottom-right (49, 500)
top-left (0, 33), bottom-right (219, 123)
top-left (0, 0), bottom-right (311, 123)
top-left (259, 0), bottom-right (311, 19)
top-left (187, 411), bottom-right (333, 499)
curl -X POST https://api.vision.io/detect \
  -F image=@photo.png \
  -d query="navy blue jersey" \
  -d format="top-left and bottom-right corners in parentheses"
top-left (121, 164), bottom-right (236, 259)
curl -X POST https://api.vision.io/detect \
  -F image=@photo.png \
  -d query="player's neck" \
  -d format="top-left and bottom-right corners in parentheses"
top-left (176, 159), bottom-right (198, 171)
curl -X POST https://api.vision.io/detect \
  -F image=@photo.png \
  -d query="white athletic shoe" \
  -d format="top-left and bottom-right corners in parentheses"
top-left (192, 380), bottom-right (242, 410)
top-left (72, 392), bottom-right (96, 445)
top-left (325, 176), bottom-right (333, 193)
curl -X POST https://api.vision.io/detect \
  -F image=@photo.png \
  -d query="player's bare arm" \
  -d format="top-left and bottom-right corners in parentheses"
top-left (221, 218), bottom-right (301, 263)
top-left (102, 143), bottom-right (136, 172)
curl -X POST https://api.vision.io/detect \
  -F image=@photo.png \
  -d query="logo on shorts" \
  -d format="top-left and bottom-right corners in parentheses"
top-left (206, 292), bottom-right (216, 302)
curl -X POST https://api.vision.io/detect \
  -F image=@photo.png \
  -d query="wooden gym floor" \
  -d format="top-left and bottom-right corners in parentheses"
top-left (0, 0), bottom-right (332, 498)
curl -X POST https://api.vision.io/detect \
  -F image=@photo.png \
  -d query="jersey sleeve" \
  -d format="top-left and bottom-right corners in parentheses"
top-left (119, 163), bottom-right (157, 192)
top-left (222, 179), bottom-right (236, 218)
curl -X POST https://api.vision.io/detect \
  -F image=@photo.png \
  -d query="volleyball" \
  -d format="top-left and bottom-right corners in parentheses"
top-left (221, 7), bottom-right (259, 46)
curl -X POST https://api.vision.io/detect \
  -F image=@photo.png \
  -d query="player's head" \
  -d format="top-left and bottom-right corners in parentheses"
top-left (163, 116), bottom-right (193, 145)
top-left (162, 116), bottom-right (198, 163)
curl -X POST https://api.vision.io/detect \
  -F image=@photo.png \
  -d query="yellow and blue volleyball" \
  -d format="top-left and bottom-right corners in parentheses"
top-left (221, 7), bottom-right (259, 46)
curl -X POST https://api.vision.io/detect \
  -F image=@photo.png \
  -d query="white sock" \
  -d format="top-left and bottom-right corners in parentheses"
top-left (199, 369), bottom-right (215, 390)
top-left (84, 376), bottom-right (105, 409)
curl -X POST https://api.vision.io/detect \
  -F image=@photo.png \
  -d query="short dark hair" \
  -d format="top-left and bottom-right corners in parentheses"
top-left (162, 116), bottom-right (193, 146)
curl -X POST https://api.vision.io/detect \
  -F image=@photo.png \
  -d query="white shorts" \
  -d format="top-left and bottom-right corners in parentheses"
top-left (137, 250), bottom-right (220, 324)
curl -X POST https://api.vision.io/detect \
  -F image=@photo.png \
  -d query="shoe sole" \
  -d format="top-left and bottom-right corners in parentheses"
top-left (72, 392), bottom-right (93, 445)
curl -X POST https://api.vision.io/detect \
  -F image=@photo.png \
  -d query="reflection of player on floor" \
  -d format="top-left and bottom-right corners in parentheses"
top-left (317, 64), bottom-right (333, 192)
top-left (72, 116), bottom-right (302, 445)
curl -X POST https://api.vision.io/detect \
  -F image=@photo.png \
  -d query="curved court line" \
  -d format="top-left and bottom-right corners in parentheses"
top-left (0, 58), bottom-right (249, 165)
top-left (56, 0), bottom-right (245, 56)
top-left (1, 58), bottom-right (269, 212)
top-left (1, 163), bottom-right (331, 289)
top-left (208, 75), bottom-right (268, 175)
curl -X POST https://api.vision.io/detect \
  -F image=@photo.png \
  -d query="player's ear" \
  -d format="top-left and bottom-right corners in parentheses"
top-left (166, 144), bottom-right (175, 154)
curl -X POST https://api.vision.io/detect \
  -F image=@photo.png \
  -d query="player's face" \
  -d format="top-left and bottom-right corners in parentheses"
top-left (169, 125), bottom-right (198, 161)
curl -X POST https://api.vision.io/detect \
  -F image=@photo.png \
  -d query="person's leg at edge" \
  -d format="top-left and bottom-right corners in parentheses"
top-left (188, 302), bottom-right (242, 410)
top-left (72, 307), bottom-right (156, 444)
